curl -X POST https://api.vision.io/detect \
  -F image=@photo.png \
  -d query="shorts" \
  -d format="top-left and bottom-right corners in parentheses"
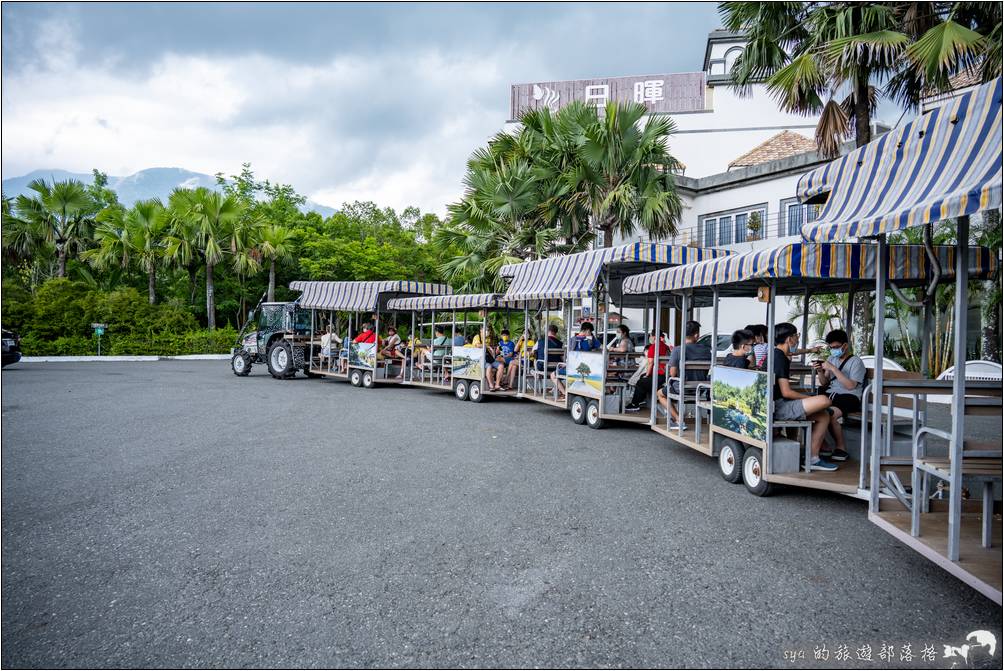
top-left (488, 360), bottom-right (502, 369)
top-left (828, 393), bottom-right (861, 416)
top-left (555, 364), bottom-right (566, 376)
top-left (774, 398), bottom-right (806, 421)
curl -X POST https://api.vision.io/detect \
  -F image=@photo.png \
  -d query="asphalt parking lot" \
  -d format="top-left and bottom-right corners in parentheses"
top-left (2, 361), bottom-right (1001, 668)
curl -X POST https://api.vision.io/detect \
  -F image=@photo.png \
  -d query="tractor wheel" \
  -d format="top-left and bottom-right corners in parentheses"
top-left (349, 369), bottom-right (363, 387)
top-left (718, 438), bottom-right (745, 484)
top-left (231, 351), bottom-right (252, 377)
top-left (454, 379), bottom-right (469, 401)
top-left (468, 381), bottom-right (484, 403)
top-left (585, 400), bottom-right (605, 429)
top-left (742, 447), bottom-right (773, 497)
top-left (267, 340), bottom-right (296, 379)
top-left (362, 371), bottom-right (375, 388)
top-left (569, 395), bottom-right (588, 424)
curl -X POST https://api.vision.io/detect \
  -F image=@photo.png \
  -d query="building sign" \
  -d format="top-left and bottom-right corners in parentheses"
top-left (511, 72), bottom-right (706, 119)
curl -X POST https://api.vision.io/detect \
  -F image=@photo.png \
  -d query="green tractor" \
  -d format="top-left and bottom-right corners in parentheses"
top-left (231, 299), bottom-right (317, 379)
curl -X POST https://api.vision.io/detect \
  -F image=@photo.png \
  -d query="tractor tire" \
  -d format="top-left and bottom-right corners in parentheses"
top-left (231, 351), bottom-right (252, 377)
top-left (718, 438), bottom-right (745, 484)
top-left (267, 340), bottom-right (296, 379)
top-left (742, 447), bottom-right (774, 497)
top-left (569, 395), bottom-right (588, 424)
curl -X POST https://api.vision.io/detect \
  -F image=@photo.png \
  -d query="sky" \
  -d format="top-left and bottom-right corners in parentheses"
top-left (1, 2), bottom-right (724, 214)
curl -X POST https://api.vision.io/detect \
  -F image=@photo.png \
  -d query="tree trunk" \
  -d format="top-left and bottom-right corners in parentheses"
top-left (56, 247), bottom-right (67, 278)
top-left (981, 291), bottom-right (1000, 363)
top-left (854, 294), bottom-right (873, 356)
top-left (854, 70), bottom-right (871, 148)
top-left (979, 209), bottom-right (1001, 362)
top-left (148, 268), bottom-right (157, 305)
top-left (188, 265), bottom-right (198, 305)
top-left (206, 261), bottom-right (216, 331)
top-left (602, 225), bottom-right (613, 248)
top-left (268, 259), bottom-right (276, 302)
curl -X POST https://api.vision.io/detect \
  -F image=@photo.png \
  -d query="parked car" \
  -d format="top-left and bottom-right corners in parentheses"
top-left (2, 330), bottom-right (22, 368)
top-left (698, 333), bottom-right (732, 359)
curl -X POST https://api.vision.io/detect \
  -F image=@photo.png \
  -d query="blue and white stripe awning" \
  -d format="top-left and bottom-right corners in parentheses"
top-left (622, 242), bottom-right (997, 294)
top-left (289, 280), bottom-right (452, 311)
top-left (499, 242), bottom-right (727, 301)
top-left (388, 293), bottom-right (499, 311)
top-left (800, 77), bottom-right (1002, 242)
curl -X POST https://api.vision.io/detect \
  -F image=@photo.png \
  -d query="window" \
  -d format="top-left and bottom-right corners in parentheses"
top-left (719, 216), bottom-right (733, 246)
top-left (734, 213), bottom-right (748, 243)
top-left (698, 204), bottom-right (767, 247)
top-left (780, 197), bottom-right (821, 237)
top-left (786, 202), bottom-right (804, 236)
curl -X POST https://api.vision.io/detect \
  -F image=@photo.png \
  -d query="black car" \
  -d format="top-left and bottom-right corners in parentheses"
top-left (2, 330), bottom-right (22, 368)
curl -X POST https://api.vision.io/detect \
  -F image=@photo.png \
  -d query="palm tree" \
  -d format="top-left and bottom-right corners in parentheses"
top-left (163, 190), bottom-right (203, 307)
top-left (720, 2), bottom-right (1000, 158)
top-left (189, 188), bottom-right (241, 330)
top-left (576, 101), bottom-right (683, 247)
top-left (165, 187), bottom-right (241, 329)
top-left (84, 199), bottom-right (168, 304)
top-left (257, 224), bottom-right (296, 302)
top-left (6, 178), bottom-right (97, 277)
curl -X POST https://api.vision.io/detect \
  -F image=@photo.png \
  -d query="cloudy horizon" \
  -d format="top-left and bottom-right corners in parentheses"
top-left (2, 2), bottom-right (726, 214)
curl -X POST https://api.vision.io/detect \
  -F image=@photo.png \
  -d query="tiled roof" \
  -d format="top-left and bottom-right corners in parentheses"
top-left (728, 130), bottom-right (816, 169)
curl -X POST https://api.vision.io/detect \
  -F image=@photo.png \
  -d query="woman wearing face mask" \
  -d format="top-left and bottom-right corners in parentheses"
top-left (813, 329), bottom-right (867, 462)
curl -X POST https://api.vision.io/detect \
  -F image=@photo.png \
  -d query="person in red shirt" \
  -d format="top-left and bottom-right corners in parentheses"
top-left (353, 322), bottom-right (378, 344)
top-left (626, 330), bottom-right (668, 411)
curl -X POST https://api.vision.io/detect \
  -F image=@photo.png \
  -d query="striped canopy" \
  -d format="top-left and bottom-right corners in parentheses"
top-left (622, 242), bottom-right (997, 295)
top-left (290, 280), bottom-right (451, 311)
top-left (800, 77), bottom-right (1002, 242)
top-left (499, 242), bottom-right (727, 301)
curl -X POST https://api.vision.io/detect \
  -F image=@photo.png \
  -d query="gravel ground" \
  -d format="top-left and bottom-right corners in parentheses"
top-left (2, 361), bottom-right (1000, 669)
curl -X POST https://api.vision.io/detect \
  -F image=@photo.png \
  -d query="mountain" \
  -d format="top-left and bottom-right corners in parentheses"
top-left (2, 167), bottom-right (336, 217)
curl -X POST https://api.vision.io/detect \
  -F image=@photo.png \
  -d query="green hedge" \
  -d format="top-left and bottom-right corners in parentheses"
top-left (5, 278), bottom-right (239, 356)
top-left (18, 327), bottom-right (239, 356)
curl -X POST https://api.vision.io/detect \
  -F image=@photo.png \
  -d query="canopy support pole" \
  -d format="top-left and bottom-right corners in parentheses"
top-left (801, 287), bottom-right (812, 364)
top-left (870, 237), bottom-right (887, 513)
top-left (765, 282), bottom-right (776, 477)
top-left (948, 215), bottom-right (970, 560)
top-left (650, 295), bottom-right (662, 427)
top-left (677, 291), bottom-right (688, 435)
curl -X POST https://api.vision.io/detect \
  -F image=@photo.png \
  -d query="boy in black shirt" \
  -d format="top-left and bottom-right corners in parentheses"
top-left (723, 329), bottom-right (753, 368)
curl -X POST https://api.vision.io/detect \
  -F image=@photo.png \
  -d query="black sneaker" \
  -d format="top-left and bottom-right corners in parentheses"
top-left (830, 449), bottom-right (850, 462)
top-left (625, 404), bottom-right (641, 413)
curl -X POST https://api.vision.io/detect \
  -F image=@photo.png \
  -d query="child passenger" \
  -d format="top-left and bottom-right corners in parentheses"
top-left (723, 329), bottom-right (754, 369)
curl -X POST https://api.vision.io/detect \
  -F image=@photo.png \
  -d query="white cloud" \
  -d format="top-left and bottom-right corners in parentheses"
top-left (1, 19), bottom-right (549, 215)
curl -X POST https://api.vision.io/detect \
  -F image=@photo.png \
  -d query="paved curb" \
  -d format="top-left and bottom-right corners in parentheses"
top-left (20, 355), bottom-right (230, 363)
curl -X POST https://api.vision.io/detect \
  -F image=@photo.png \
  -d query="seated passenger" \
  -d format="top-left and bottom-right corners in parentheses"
top-left (353, 322), bottom-right (378, 344)
top-left (655, 320), bottom-right (711, 427)
top-left (418, 326), bottom-right (450, 371)
top-left (814, 329), bottom-right (866, 463)
top-left (491, 329), bottom-right (518, 391)
top-left (553, 322), bottom-right (601, 397)
top-left (722, 329), bottom-right (754, 369)
top-left (745, 323), bottom-right (769, 369)
top-left (379, 327), bottom-right (401, 360)
top-left (609, 325), bottom-right (632, 354)
top-left (452, 331), bottom-right (466, 346)
top-left (772, 322), bottom-right (836, 472)
top-left (626, 329), bottom-right (669, 413)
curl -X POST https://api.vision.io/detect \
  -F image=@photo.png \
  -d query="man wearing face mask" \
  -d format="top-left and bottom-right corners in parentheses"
top-left (773, 322), bottom-right (836, 471)
top-left (814, 329), bottom-right (866, 462)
